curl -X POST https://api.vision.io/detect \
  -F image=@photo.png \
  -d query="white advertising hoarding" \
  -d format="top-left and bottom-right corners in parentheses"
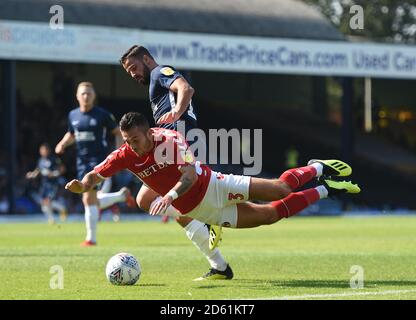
top-left (1, 20), bottom-right (416, 79)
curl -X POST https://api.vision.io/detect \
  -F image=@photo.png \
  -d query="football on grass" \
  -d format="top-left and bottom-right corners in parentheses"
top-left (105, 253), bottom-right (141, 285)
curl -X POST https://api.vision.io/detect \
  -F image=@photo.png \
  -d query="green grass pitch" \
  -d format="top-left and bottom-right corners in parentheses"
top-left (1, 216), bottom-right (416, 300)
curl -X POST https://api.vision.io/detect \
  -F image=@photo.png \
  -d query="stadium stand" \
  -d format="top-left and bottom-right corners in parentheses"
top-left (0, 0), bottom-right (415, 213)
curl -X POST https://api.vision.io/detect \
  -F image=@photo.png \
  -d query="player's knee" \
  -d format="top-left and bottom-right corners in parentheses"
top-left (175, 215), bottom-right (193, 228)
top-left (82, 191), bottom-right (98, 206)
top-left (274, 180), bottom-right (291, 198)
top-left (135, 193), bottom-right (150, 212)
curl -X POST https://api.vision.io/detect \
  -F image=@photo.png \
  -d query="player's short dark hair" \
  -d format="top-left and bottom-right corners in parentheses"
top-left (119, 45), bottom-right (154, 65)
top-left (120, 112), bottom-right (150, 132)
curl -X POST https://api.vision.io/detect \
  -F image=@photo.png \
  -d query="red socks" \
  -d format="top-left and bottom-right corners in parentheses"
top-left (271, 188), bottom-right (320, 219)
top-left (272, 165), bottom-right (321, 218)
top-left (279, 166), bottom-right (317, 191)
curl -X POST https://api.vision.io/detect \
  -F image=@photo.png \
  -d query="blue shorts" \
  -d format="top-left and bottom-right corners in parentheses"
top-left (160, 118), bottom-right (196, 132)
top-left (39, 182), bottom-right (59, 200)
top-left (160, 119), bottom-right (198, 145)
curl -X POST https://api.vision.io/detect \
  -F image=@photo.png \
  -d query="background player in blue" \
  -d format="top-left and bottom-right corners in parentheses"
top-left (55, 82), bottom-right (135, 246)
top-left (26, 143), bottom-right (67, 224)
top-left (120, 46), bottom-right (233, 280)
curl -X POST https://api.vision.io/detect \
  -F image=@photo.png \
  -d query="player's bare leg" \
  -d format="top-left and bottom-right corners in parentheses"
top-left (80, 190), bottom-right (99, 246)
top-left (51, 200), bottom-right (68, 222)
top-left (248, 177), bottom-right (292, 201)
top-left (222, 160), bottom-right (359, 229)
top-left (41, 198), bottom-right (55, 225)
top-left (135, 185), bottom-right (160, 213)
top-left (236, 179), bottom-right (360, 228)
top-left (137, 185), bottom-right (232, 280)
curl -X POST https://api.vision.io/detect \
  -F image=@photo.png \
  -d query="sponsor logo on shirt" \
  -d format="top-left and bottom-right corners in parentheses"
top-left (160, 67), bottom-right (175, 76)
top-left (136, 162), bottom-right (169, 179)
top-left (74, 131), bottom-right (96, 142)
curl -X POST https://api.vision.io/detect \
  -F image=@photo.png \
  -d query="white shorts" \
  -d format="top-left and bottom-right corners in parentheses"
top-left (186, 172), bottom-right (251, 228)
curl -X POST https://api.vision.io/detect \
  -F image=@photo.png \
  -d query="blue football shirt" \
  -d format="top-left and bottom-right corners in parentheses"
top-left (68, 106), bottom-right (118, 159)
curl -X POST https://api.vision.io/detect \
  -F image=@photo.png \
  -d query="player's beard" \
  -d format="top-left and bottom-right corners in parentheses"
top-left (131, 137), bottom-right (153, 157)
top-left (138, 65), bottom-right (151, 86)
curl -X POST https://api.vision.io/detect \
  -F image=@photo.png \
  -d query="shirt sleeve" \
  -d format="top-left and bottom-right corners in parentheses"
top-left (94, 149), bottom-right (125, 179)
top-left (169, 131), bottom-right (195, 166)
top-left (157, 66), bottom-right (182, 89)
top-left (153, 129), bottom-right (195, 168)
top-left (104, 111), bottom-right (118, 131)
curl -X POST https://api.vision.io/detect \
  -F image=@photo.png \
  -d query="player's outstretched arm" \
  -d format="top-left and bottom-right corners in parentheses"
top-left (149, 165), bottom-right (197, 215)
top-left (157, 77), bottom-right (194, 124)
top-left (26, 168), bottom-right (40, 179)
top-left (65, 171), bottom-right (103, 193)
top-left (55, 132), bottom-right (75, 154)
top-left (175, 165), bottom-right (198, 196)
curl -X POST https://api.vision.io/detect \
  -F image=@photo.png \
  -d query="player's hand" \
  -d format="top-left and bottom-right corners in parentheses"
top-left (65, 179), bottom-right (85, 193)
top-left (26, 171), bottom-right (39, 179)
top-left (156, 110), bottom-right (180, 124)
top-left (149, 195), bottom-right (173, 216)
top-left (55, 143), bottom-right (65, 155)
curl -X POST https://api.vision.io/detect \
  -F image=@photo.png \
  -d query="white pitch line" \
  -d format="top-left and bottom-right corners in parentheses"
top-left (252, 289), bottom-right (416, 300)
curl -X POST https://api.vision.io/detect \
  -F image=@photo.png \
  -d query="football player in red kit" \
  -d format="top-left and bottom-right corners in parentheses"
top-left (66, 113), bottom-right (360, 257)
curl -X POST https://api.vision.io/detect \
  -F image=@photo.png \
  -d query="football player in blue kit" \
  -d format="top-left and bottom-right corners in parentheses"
top-left (26, 143), bottom-right (67, 224)
top-left (55, 82), bottom-right (135, 246)
top-left (120, 46), bottom-right (233, 280)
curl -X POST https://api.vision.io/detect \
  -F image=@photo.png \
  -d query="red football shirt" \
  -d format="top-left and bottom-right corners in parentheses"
top-left (94, 128), bottom-right (212, 214)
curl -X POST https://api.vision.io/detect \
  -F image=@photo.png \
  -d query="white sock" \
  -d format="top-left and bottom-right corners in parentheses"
top-left (100, 178), bottom-right (112, 193)
top-left (311, 163), bottom-right (323, 177)
top-left (315, 185), bottom-right (328, 199)
top-left (41, 204), bottom-right (54, 222)
top-left (149, 196), bottom-right (181, 217)
top-left (184, 219), bottom-right (228, 271)
top-left (85, 205), bottom-right (99, 242)
top-left (97, 190), bottom-right (125, 210)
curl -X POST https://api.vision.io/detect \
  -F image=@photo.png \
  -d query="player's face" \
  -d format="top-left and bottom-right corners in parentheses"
top-left (39, 146), bottom-right (50, 158)
top-left (121, 126), bottom-right (154, 157)
top-left (123, 57), bottom-right (151, 86)
top-left (76, 86), bottom-right (96, 107)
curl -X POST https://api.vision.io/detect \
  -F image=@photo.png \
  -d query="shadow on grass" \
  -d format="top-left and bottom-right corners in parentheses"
top-left (235, 279), bottom-right (416, 289)
top-left (0, 253), bottom-right (104, 257)
top-left (194, 284), bottom-right (229, 289)
top-left (138, 284), bottom-right (167, 287)
top-left (193, 279), bottom-right (416, 291)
